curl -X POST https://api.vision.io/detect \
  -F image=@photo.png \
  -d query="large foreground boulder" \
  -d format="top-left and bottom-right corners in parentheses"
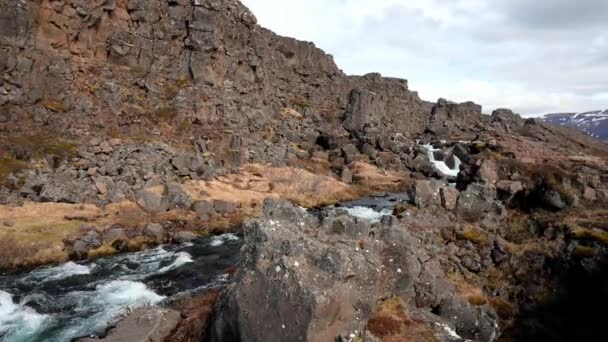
top-left (208, 198), bottom-right (499, 341)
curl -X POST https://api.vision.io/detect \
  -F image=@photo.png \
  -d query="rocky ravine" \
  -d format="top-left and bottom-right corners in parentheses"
top-left (1, 0), bottom-right (608, 341)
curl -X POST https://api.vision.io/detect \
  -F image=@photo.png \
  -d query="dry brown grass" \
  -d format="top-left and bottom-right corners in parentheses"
top-left (450, 276), bottom-right (489, 306)
top-left (40, 98), bottom-right (68, 112)
top-left (0, 201), bottom-right (174, 268)
top-left (0, 157), bottom-right (28, 187)
top-left (0, 161), bottom-right (406, 268)
top-left (0, 203), bottom-right (101, 268)
top-left (489, 297), bottom-right (515, 319)
top-left (351, 161), bottom-right (409, 192)
top-left (183, 163), bottom-right (365, 208)
top-left (367, 297), bottom-right (436, 341)
top-left (0, 234), bottom-right (64, 269)
top-left (456, 226), bottom-right (489, 247)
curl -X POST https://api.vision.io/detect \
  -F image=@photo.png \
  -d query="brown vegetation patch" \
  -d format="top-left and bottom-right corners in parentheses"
top-left (0, 201), bottom-right (198, 268)
top-left (489, 297), bottom-right (516, 319)
top-left (183, 163), bottom-right (365, 208)
top-left (456, 226), bottom-right (489, 247)
top-left (0, 156), bottom-right (28, 187)
top-left (0, 132), bottom-right (78, 181)
top-left (367, 297), bottom-right (436, 341)
top-left (0, 202), bottom-right (103, 268)
top-left (351, 161), bottom-right (409, 192)
top-left (40, 98), bottom-right (68, 112)
top-left (452, 277), bottom-right (488, 306)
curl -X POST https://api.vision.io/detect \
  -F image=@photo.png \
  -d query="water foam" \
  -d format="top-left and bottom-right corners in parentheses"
top-left (210, 233), bottom-right (240, 247)
top-left (423, 144), bottom-right (461, 178)
top-left (0, 291), bottom-right (48, 342)
top-left (24, 262), bottom-right (93, 283)
top-left (343, 206), bottom-right (393, 223)
top-left (53, 280), bottom-right (165, 340)
top-left (157, 252), bottom-right (193, 273)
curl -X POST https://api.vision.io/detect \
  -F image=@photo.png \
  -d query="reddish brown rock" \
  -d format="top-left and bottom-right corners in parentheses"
top-left (583, 186), bottom-right (597, 201)
top-left (440, 187), bottom-right (459, 210)
top-left (477, 160), bottom-right (499, 185)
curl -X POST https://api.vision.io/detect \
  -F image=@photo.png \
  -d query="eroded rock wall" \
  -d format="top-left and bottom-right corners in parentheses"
top-left (0, 0), bottom-right (480, 142)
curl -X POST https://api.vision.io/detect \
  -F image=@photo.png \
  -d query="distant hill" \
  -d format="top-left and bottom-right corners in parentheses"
top-left (541, 110), bottom-right (608, 141)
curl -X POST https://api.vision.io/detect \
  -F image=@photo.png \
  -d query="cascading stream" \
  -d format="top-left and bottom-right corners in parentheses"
top-left (423, 143), bottom-right (462, 179)
top-left (0, 234), bottom-right (241, 342)
top-left (0, 181), bottom-right (447, 342)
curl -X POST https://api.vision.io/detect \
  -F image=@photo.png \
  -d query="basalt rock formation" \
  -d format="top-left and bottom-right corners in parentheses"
top-left (2, 1), bottom-right (608, 342)
top-left (0, 0), bottom-right (474, 172)
top-left (2, 0), bottom-right (605, 206)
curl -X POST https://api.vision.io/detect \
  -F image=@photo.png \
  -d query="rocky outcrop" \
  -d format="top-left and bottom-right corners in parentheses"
top-left (427, 98), bottom-right (483, 136)
top-left (80, 308), bottom-right (181, 342)
top-left (209, 198), bottom-right (499, 341)
top-left (0, 0), bottom-right (480, 168)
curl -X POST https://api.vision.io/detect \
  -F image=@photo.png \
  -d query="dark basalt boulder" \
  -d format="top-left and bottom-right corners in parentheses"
top-left (208, 198), bottom-right (499, 342)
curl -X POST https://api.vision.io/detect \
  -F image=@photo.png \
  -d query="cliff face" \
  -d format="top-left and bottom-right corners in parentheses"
top-left (0, 0), bottom-right (480, 143)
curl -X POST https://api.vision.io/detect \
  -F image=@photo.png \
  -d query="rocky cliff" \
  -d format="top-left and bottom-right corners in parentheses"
top-left (0, 0), bottom-right (482, 147)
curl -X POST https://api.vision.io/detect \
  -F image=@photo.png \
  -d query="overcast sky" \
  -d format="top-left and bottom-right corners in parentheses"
top-left (242, 0), bottom-right (608, 116)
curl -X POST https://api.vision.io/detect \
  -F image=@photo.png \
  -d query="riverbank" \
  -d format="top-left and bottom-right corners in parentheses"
top-left (0, 162), bottom-right (409, 271)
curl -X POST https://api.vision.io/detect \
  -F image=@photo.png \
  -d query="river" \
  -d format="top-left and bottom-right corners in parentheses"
top-left (0, 234), bottom-right (242, 342)
top-left (0, 193), bottom-right (406, 342)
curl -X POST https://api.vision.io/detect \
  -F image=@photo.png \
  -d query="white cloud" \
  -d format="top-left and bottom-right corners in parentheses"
top-left (242, 0), bottom-right (608, 116)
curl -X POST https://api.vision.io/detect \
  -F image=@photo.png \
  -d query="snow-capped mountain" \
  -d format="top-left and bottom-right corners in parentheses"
top-left (541, 110), bottom-right (608, 141)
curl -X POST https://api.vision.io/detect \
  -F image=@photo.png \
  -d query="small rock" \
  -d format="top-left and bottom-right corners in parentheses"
top-left (163, 183), bottom-right (192, 210)
top-left (144, 223), bottom-right (166, 241)
top-left (412, 180), bottom-right (443, 208)
top-left (108, 138), bottom-right (122, 146)
top-left (143, 172), bottom-right (155, 180)
top-left (79, 308), bottom-right (180, 342)
top-left (112, 239), bottom-right (129, 252)
top-left (340, 168), bottom-right (353, 184)
top-left (173, 231), bottom-right (198, 243)
top-left (89, 138), bottom-right (102, 147)
top-left (99, 141), bottom-right (113, 154)
top-left (80, 230), bottom-right (102, 249)
top-left (440, 187), bottom-right (459, 211)
top-left (137, 188), bottom-right (164, 213)
top-left (70, 240), bottom-right (90, 260)
top-left (2, 219), bottom-right (16, 227)
top-left (453, 143), bottom-right (470, 163)
top-left (94, 181), bottom-right (108, 195)
top-left (543, 190), bottom-right (567, 210)
top-left (477, 160), bottom-right (498, 185)
top-left (87, 167), bottom-right (98, 177)
top-left (103, 228), bottom-right (128, 242)
top-left (583, 186), bottom-right (597, 201)
top-left (213, 199), bottom-right (236, 214)
top-left (192, 200), bottom-right (215, 216)
top-left (456, 184), bottom-right (497, 218)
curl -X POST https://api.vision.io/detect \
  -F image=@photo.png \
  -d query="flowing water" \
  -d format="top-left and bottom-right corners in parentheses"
top-left (337, 193), bottom-right (410, 223)
top-left (423, 143), bottom-right (462, 178)
top-left (0, 185), bottom-right (437, 342)
top-left (0, 234), bottom-right (242, 342)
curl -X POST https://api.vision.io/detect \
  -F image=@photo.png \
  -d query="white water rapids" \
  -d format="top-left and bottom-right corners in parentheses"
top-left (423, 143), bottom-right (462, 178)
top-left (0, 234), bottom-right (242, 342)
